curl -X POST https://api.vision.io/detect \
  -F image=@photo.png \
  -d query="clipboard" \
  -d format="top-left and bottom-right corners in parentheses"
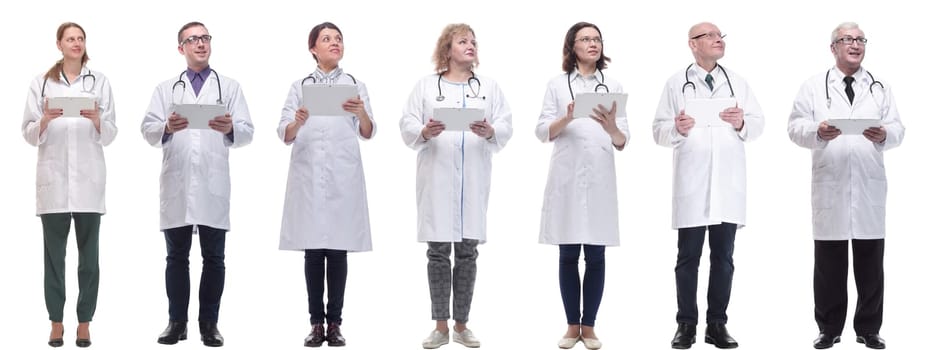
top-left (574, 92), bottom-right (628, 119)
top-left (172, 104), bottom-right (227, 130)
top-left (433, 108), bottom-right (484, 132)
top-left (827, 118), bottom-right (881, 135)
top-left (48, 97), bottom-right (94, 118)
top-left (686, 98), bottom-right (736, 127)
top-left (302, 84), bottom-right (358, 117)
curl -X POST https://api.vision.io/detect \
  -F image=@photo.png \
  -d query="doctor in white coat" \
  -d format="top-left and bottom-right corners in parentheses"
top-left (536, 22), bottom-right (627, 350)
top-left (400, 23), bottom-right (512, 349)
top-left (653, 22), bottom-right (763, 350)
top-left (277, 22), bottom-right (374, 348)
top-left (22, 22), bottom-right (116, 348)
top-left (787, 22), bottom-right (903, 350)
top-left (141, 21), bottom-right (253, 348)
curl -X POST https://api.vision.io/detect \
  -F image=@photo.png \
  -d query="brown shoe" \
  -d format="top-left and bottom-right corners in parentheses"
top-left (304, 324), bottom-right (325, 347)
top-left (326, 323), bottom-right (345, 347)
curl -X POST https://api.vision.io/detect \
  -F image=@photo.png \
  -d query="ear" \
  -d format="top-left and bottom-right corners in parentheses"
top-left (829, 44), bottom-right (836, 56)
top-left (177, 44), bottom-right (185, 55)
top-left (688, 39), bottom-right (697, 51)
top-left (309, 47), bottom-right (317, 57)
top-left (56, 40), bottom-right (63, 52)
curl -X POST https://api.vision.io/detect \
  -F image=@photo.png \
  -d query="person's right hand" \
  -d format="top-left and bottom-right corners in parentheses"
top-left (422, 119), bottom-right (446, 140)
top-left (817, 121), bottom-right (841, 141)
top-left (40, 99), bottom-right (63, 131)
top-left (166, 112), bottom-right (189, 134)
top-left (294, 107), bottom-right (309, 127)
top-left (675, 110), bottom-right (695, 136)
top-left (564, 101), bottom-right (575, 121)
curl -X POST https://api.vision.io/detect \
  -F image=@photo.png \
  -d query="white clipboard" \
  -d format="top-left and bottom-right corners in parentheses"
top-left (574, 92), bottom-right (628, 119)
top-left (172, 104), bottom-right (227, 130)
top-left (302, 84), bottom-right (358, 117)
top-left (48, 97), bottom-right (94, 118)
top-left (433, 108), bottom-right (484, 132)
top-left (686, 98), bottom-right (736, 127)
top-left (827, 118), bottom-right (881, 135)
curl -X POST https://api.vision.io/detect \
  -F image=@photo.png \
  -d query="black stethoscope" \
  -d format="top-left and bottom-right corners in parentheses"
top-left (566, 68), bottom-right (609, 100)
top-left (435, 72), bottom-right (483, 101)
top-left (301, 73), bottom-right (357, 85)
top-left (41, 70), bottom-right (95, 97)
top-left (173, 69), bottom-right (223, 104)
top-left (682, 63), bottom-right (734, 98)
top-left (824, 69), bottom-right (883, 108)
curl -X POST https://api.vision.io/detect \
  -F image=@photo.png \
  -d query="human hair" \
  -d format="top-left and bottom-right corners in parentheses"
top-left (431, 23), bottom-right (479, 73)
top-left (45, 22), bottom-right (90, 82)
top-left (561, 22), bottom-right (610, 73)
top-left (177, 21), bottom-right (207, 44)
top-left (831, 22), bottom-right (861, 43)
top-left (308, 22), bottom-right (342, 62)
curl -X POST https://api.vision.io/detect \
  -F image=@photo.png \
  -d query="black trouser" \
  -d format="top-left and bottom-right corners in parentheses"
top-left (675, 223), bottom-right (736, 325)
top-left (305, 249), bottom-right (348, 325)
top-left (814, 239), bottom-right (884, 336)
top-left (164, 225), bottom-right (226, 322)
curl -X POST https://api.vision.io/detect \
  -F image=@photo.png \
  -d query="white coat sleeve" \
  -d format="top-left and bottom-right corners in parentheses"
top-left (535, 82), bottom-right (558, 143)
top-left (96, 75), bottom-right (117, 146)
top-left (736, 80), bottom-right (764, 142)
top-left (355, 81), bottom-right (376, 140)
top-left (141, 87), bottom-right (169, 148)
top-left (874, 83), bottom-right (904, 151)
top-left (225, 84), bottom-right (253, 148)
top-left (614, 83), bottom-right (630, 150)
top-left (278, 82), bottom-right (299, 145)
top-left (788, 82), bottom-right (828, 150)
top-left (653, 81), bottom-right (685, 147)
top-left (399, 80), bottom-right (428, 150)
top-left (22, 78), bottom-right (46, 146)
top-left (486, 81), bottom-right (512, 152)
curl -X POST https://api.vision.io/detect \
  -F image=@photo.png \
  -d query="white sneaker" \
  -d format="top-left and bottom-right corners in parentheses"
top-left (422, 330), bottom-right (449, 349)
top-left (453, 328), bottom-right (481, 348)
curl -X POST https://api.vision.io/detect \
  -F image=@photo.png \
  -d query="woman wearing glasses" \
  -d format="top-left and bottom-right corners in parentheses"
top-left (400, 23), bottom-right (512, 349)
top-left (535, 22), bottom-right (628, 350)
top-left (278, 22), bottom-right (375, 348)
top-left (22, 22), bottom-right (117, 348)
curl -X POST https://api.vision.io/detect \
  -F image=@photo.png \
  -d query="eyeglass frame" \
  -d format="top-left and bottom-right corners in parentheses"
top-left (181, 34), bottom-right (213, 46)
top-left (574, 36), bottom-right (603, 45)
top-left (833, 36), bottom-right (867, 45)
top-left (690, 32), bottom-right (726, 40)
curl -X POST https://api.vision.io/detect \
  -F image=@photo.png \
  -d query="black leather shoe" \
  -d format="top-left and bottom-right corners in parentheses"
top-left (48, 326), bottom-right (64, 348)
top-left (199, 321), bottom-right (224, 347)
top-left (705, 323), bottom-right (738, 349)
top-left (157, 321), bottom-right (188, 345)
top-left (671, 323), bottom-right (696, 349)
top-left (76, 330), bottom-right (92, 348)
top-left (856, 334), bottom-right (885, 349)
top-left (304, 324), bottom-right (325, 347)
top-left (813, 333), bottom-right (840, 349)
top-left (326, 323), bottom-right (345, 347)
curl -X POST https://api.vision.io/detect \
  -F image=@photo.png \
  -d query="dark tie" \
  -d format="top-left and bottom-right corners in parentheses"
top-left (705, 74), bottom-right (715, 91)
top-left (844, 76), bottom-right (855, 104)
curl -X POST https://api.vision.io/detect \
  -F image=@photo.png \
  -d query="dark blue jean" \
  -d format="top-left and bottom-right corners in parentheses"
top-left (164, 225), bottom-right (226, 322)
top-left (559, 244), bottom-right (605, 326)
top-left (305, 249), bottom-right (347, 325)
top-left (675, 223), bottom-right (736, 325)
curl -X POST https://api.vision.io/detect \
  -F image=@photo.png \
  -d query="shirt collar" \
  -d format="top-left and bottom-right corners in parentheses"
top-left (186, 65), bottom-right (211, 82)
top-left (310, 66), bottom-right (343, 84)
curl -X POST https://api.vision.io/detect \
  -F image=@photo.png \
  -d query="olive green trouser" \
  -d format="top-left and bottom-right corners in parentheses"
top-left (41, 212), bottom-right (100, 323)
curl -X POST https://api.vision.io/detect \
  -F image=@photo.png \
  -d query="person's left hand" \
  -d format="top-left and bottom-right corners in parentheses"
top-left (863, 126), bottom-right (887, 143)
top-left (80, 102), bottom-right (101, 132)
top-left (342, 97), bottom-right (368, 119)
top-left (209, 114), bottom-right (234, 134)
top-left (720, 106), bottom-right (744, 131)
top-left (470, 119), bottom-right (495, 139)
top-left (590, 101), bottom-right (620, 135)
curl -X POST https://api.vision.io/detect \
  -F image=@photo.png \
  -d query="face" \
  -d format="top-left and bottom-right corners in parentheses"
top-left (310, 28), bottom-right (344, 66)
top-left (689, 23), bottom-right (725, 62)
top-left (831, 27), bottom-right (866, 70)
top-left (57, 27), bottom-right (85, 61)
top-left (572, 26), bottom-right (602, 65)
top-left (447, 31), bottom-right (477, 67)
top-left (177, 25), bottom-right (211, 69)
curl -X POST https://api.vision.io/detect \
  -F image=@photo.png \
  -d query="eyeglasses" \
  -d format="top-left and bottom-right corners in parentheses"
top-left (833, 36), bottom-right (867, 45)
top-left (575, 37), bottom-right (603, 45)
top-left (690, 32), bottom-right (726, 40)
top-left (182, 34), bottom-right (212, 45)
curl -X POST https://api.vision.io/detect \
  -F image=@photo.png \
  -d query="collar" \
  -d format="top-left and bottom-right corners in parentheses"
top-left (186, 65), bottom-right (212, 81)
top-left (311, 66), bottom-right (343, 84)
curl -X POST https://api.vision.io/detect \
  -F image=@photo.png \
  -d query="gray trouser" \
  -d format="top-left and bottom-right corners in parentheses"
top-left (427, 239), bottom-right (479, 322)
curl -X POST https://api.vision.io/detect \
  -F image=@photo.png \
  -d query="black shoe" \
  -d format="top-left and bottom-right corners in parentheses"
top-left (705, 323), bottom-right (738, 349)
top-left (48, 327), bottom-right (64, 348)
top-left (671, 323), bottom-right (696, 349)
top-left (326, 323), bottom-right (346, 347)
top-left (304, 324), bottom-right (325, 347)
top-left (813, 333), bottom-right (841, 349)
top-left (157, 321), bottom-right (188, 345)
top-left (856, 334), bottom-right (885, 349)
top-left (199, 321), bottom-right (224, 347)
top-left (76, 330), bottom-right (92, 348)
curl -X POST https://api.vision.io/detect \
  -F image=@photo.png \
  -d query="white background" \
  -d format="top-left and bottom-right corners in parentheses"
top-left (1, 1), bottom-right (922, 349)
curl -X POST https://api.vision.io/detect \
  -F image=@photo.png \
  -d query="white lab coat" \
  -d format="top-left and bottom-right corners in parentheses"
top-left (399, 74), bottom-right (513, 243)
top-left (22, 67), bottom-right (117, 215)
top-left (141, 70), bottom-right (254, 231)
top-left (278, 72), bottom-right (375, 251)
top-left (787, 67), bottom-right (904, 240)
top-left (653, 64), bottom-right (764, 229)
top-left (536, 71), bottom-right (628, 246)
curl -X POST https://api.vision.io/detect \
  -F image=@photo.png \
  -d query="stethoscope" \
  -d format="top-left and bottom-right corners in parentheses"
top-left (825, 69), bottom-right (884, 109)
top-left (566, 68), bottom-right (609, 100)
top-left (301, 73), bottom-right (356, 85)
top-left (172, 69), bottom-right (223, 104)
top-left (682, 63), bottom-right (734, 98)
top-left (435, 72), bottom-right (483, 101)
top-left (41, 70), bottom-right (95, 97)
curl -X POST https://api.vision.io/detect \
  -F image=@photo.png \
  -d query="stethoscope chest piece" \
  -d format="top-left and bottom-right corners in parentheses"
top-left (436, 95), bottom-right (445, 102)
